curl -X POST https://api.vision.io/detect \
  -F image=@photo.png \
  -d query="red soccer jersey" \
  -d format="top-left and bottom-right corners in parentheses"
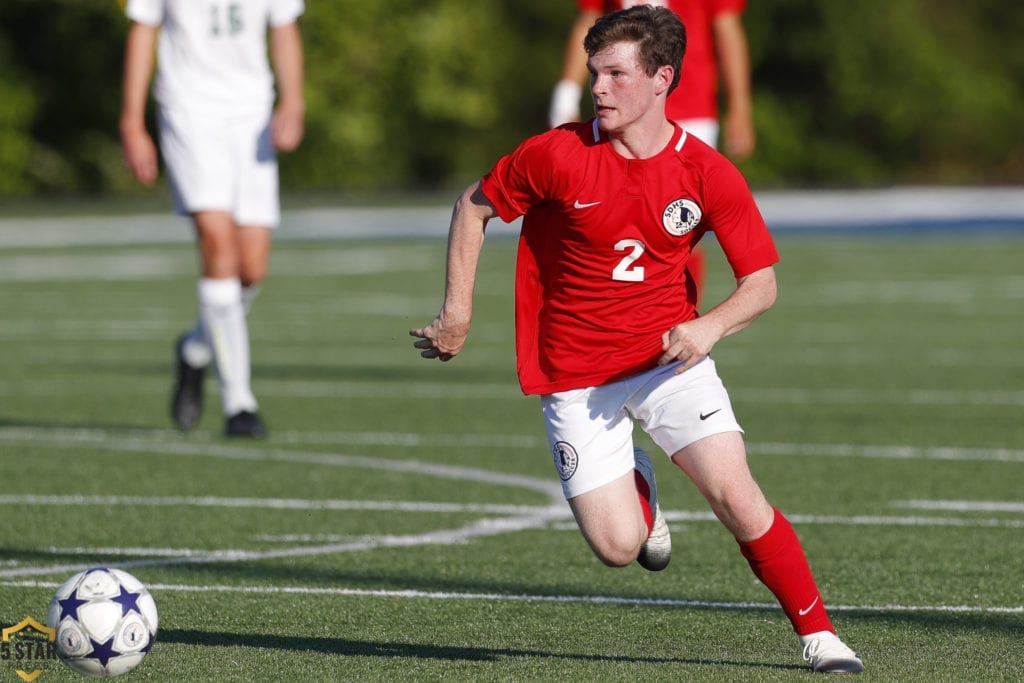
top-left (481, 121), bottom-right (777, 395)
top-left (579, 0), bottom-right (747, 120)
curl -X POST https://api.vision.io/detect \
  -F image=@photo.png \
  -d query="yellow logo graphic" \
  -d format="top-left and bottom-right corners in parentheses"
top-left (1, 617), bottom-right (57, 682)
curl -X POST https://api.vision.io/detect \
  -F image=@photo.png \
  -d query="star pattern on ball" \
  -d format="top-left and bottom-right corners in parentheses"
top-left (111, 584), bottom-right (143, 616)
top-left (88, 636), bottom-right (122, 667)
top-left (58, 594), bottom-right (89, 621)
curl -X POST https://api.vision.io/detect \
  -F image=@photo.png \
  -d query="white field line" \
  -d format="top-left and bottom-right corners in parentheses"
top-left (2, 429), bottom-right (1021, 584)
top-left (0, 246), bottom-right (438, 282)
top-left (2, 580), bottom-right (1021, 616)
top-left (0, 509), bottom-right (567, 579)
top-left (2, 494), bottom-right (1021, 582)
top-left (557, 514), bottom-right (1024, 530)
top-left (0, 495), bottom-right (560, 516)
top-left (593, 509), bottom-right (1024, 529)
top-left (2, 495), bottom-right (1022, 531)
top-left (0, 432), bottom-right (565, 580)
top-left (1, 425), bottom-right (1022, 463)
top-left (894, 499), bottom-right (1024, 513)
top-left (0, 429), bottom-right (564, 498)
top-left (747, 441), bottom-right (1024, 463)
top-left (3, 380), bottom-right (1024, 406)
top-left (250, 383), bottom-right (1024, 406)
top-left (734, 387), bottom-right (1024, 407)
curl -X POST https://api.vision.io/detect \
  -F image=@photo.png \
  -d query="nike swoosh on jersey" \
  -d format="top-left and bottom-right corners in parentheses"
top-left (573, 200), bottom-right (601, 209)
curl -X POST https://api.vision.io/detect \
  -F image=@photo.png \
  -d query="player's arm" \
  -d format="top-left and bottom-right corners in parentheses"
top-left (549, 9), bottom-right (601, 127)
top-left (119, 21), bottom-right (159, 185)
top-left (659, 265), bottom-right (776, 372)
top-left (713, 11), bottom-right (755, 161)
top-left (270, 20), bottom-right (305, 152)
top-left (410, 180), bottom-right (497, 362)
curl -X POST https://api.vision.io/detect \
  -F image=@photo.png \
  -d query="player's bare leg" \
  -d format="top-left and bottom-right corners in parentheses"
top-left (567, 447), bottom-right (670, 570)
top-left (671, 432), bottom-right (773, 540)
top-left (567, 469), bottom-right (650, 568)
top-left (235, 224), bottom-right (272, 288)
top-left (672, 432), bottom-right (863, 673)
top-left (178, 211), bottom-right (266, 437)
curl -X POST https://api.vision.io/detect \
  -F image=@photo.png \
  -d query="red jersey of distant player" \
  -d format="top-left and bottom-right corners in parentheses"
top-left (580, 0), bottom-right (747, 122)
top-left (481, 122), bottom-right (778, 396)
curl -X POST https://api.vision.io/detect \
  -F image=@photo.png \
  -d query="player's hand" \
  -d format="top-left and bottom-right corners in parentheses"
top-left (272, 103), bottom-right (305, 152)
top-left (121, 127), bottom-right (159, 186)
top-left (409, 313), bottom-right (470, 362)
top-left (723, 110), bottom-right (755, 162)
top-left (658, 319), bottom-right (717, 374)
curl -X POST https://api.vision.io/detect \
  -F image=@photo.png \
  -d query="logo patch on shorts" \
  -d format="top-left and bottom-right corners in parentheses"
top-left (662, 198), bottom-right (702, 236)
top-left (551, 441), bottom-right (579, 481)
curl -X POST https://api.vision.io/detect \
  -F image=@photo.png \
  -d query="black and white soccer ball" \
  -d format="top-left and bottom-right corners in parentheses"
top-left (47, 567), bottom-right (158, 678)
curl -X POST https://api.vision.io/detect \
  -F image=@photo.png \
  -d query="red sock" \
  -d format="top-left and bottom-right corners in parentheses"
top-left (633, 470), bottom-right (654, 535)
top-left (737, 508), bottom-right (834, 635)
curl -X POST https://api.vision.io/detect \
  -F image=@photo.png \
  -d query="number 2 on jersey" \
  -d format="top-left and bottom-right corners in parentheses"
top-left (612, 239), bottom-right (646, 282)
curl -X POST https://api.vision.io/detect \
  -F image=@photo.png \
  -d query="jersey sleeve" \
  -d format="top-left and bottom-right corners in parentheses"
top-left (703, 161), bottom-right (778, 279)
top-left (125, 0), bottom-right (163, 26)
top-left (270, 0), bottom-right (305, 26)
top-left (480, 133), bottom-right (559, 225)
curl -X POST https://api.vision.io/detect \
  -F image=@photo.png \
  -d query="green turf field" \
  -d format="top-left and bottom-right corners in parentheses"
top-left (1, 224), bottom-right (1022, 681)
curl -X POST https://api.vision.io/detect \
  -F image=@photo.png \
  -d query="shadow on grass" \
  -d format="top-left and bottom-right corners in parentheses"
top-left (183, 563), bottom-right (1024, 640)
top-left (11, 544), bottom-right (1023, 641)
top-left (80, 358), bottom-right (516, 385)
top-left (156, 628), bottom-right (802, 671)
top-left (831, 607), bottom-right (1024, 635)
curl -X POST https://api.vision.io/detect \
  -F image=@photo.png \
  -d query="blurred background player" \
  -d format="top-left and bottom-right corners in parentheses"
top-left (550, 0), bottom-right (756, 300)
top-left (119, 0), bottom-right (305, 437)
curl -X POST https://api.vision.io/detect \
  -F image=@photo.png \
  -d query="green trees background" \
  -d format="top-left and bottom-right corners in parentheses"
top-left (0, 0), bottom-right (1020, 199)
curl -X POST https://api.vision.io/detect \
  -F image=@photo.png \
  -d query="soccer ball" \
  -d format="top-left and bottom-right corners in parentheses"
top-left (47, 567), bottom-right (158, 678)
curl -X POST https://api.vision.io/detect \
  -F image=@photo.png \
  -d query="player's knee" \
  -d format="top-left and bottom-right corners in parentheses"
top-left (240, 271), bottom-right (265, 288)
top-left (239, 256), bottom-right (269, 285)
top-left (594, 550), bottom-right (635, 568)
top-left (587, 534), bottom-right (643, 568)
top-left (709, 491), bottom-right (773, 540)
top-left (198, 240), bottom-right (241, 279)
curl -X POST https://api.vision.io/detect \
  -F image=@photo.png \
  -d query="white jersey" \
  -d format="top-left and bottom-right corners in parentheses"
top-left (126, 0), bottom-right (304, 113)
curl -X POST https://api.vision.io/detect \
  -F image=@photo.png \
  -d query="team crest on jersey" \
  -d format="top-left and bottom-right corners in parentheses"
top-left (662, 198), bottom-right (702, 236)
top-left (551, 441), bottom-right (579, 481)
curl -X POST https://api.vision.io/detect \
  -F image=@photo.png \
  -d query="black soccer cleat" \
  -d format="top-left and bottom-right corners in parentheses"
top-left (225, 410), bottom-right (267, 438)
top-left (171, 334), bottom-right (205, 431)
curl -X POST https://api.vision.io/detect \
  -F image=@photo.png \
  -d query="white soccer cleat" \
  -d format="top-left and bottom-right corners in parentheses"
top-left (800, 631), bottom-right (864, 674)
top-left (633, 447), bottom-right (671, 571)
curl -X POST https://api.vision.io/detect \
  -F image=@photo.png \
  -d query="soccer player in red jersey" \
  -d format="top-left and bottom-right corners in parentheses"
top-left (412, 6), bottom-right (862, 674)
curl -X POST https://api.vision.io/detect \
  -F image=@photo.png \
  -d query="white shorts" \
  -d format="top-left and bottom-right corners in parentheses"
top-left (542, 357), bottom-right (743, 499)
top-left (157, 105), bottom-right (280, 227)
top-left (677, 118), bottom-right (719, 149)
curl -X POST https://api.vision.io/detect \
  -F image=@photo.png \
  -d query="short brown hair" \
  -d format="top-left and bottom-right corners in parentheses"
top-left (584, 5), bottom-right (687, 94)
